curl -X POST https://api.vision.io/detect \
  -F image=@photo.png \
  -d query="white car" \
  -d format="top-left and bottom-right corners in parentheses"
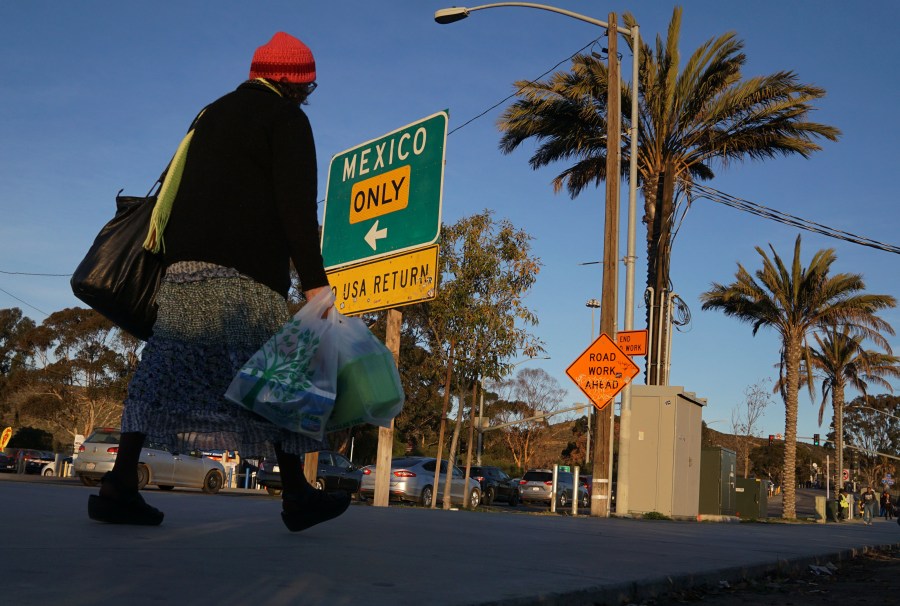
top-left (74, 428), bottom-right (226, 494)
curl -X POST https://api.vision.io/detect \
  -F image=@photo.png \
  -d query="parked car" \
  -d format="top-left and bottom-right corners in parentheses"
top-left (0, 448), bottom-right (18, 472)
top-left (40, 456), bottom-right (73, 477)
top-left (256, 450), bottom-right (363, 497)
top-left (470, 465), bottom-right (519, 506)
top-left (73, 428), bottom-right (226, 494)
top-left (359, 456), bottom-right (481, 507)
top-left (518, 469), bottom-right (590, 508)
top-left (0, 448), bottom-right (54, 474)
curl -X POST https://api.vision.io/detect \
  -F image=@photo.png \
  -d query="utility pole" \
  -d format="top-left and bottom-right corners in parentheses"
top-left (591, 13), bottom-right (620, 518)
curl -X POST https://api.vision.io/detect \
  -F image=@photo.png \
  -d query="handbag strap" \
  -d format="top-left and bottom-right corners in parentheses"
top-left (142, 108), bottom-right (207, 254)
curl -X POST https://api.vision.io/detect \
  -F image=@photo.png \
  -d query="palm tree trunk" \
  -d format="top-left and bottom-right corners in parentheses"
top-left (833, 384), bottom-right (845, 492)
top-left (781, 336), bottom-right (801, 519)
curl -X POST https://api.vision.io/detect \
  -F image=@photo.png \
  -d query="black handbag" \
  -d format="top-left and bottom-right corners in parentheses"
top-left (70, 183), bottom-right (164, 341)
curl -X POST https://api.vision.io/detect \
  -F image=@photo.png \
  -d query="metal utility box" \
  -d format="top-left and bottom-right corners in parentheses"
top-left (734, 477), bottom-right (767, 519)
top-left (625, 386), bottom-right (705, 518)
top-left (699, 447), bottom-right (737, 516)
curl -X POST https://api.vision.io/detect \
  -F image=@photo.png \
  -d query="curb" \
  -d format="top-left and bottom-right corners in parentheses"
top-left (475, 541), bottom-right (900, 606)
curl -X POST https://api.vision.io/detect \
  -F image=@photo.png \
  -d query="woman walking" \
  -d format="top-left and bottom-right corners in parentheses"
top-left (87, 32), bottom-right (349, 532)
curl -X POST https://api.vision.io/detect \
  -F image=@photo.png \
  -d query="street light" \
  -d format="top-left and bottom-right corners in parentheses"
top-left (436, 2), bottom-right (640, 519)
top-left (585, 298), bottom-right (601, 342)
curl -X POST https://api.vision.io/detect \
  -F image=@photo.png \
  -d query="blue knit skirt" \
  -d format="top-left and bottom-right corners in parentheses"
top-left (121, 261), bottom-right (326, 458)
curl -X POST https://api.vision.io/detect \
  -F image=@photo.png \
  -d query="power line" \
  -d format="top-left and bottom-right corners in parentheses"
top-left (0, 285), bottom-right (49, 316)
top-left (0, 269), bottom-right (72, 277)
top-left (689, 183), bottom-right (900, 255)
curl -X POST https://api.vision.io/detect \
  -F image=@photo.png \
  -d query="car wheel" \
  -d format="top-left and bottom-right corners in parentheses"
top-left (158, 485), bottom-right (175, 491)
top-left (508, 491), bottom-right (519, 507)
top-left (202, 470), bottom-right (223, 494)
top-left (581, 492), bottom-right (590, 508)
top-left (79, 474), bottom-right (97, 487)
top-left (136, 464), bottom-right (149, 490)
top-left (42, 467), bottom-right (54, 477)
top-left (484, 487), bottom-right (495, 506)
top-left (558, 491), bottom-right (568, 508)
top-left (469, 488), bottom-right (481, 508)
top-left (421, 485), bottom-right (433, 506)
top-left (265, 486), bottom-right (282, 497)
top-left (315, 478), bottom-right (325, 491)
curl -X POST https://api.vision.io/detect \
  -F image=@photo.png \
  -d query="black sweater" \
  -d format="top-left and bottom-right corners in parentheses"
top-left (163, 81), bottom-right (328, 297)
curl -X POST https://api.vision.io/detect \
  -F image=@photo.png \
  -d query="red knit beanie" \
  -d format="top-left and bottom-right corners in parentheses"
top-left (249, 32), bottom-right (316, 84)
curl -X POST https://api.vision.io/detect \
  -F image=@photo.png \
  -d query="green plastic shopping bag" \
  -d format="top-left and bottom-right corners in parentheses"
top-left (325, 312), bottom-right (405, 433)
top-left (225, 289), bottom-right (338, 441)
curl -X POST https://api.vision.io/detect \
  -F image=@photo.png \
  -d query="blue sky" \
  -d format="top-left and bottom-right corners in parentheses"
top-left (1, 1), bottom-right (898, 442)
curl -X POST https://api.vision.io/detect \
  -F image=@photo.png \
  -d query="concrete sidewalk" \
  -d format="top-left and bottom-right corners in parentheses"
top-left (3, 477), bottom-right (898, 606)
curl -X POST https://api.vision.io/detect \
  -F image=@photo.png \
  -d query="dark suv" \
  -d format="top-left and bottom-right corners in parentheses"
top-left (257, 450), bottom-right (362, 497)
top-left (470, 465), bottom-right (519, 506)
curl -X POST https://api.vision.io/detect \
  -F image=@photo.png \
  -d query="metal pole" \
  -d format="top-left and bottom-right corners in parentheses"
top-left (572, 465), bottom-right (580, 516)
top-left (616, 23), bottom-right (639, 518)
top-left (551, 464), bottom-right (558, 513)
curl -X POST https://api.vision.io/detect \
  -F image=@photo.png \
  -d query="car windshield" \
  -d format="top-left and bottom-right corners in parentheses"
top-left (85, 430), bottom-right (121, 444)
top-left (523, 471), bottom-right (553, 482)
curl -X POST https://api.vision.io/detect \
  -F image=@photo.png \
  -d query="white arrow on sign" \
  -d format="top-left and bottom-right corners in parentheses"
top-left (364, 220), bottom-right (388, 250)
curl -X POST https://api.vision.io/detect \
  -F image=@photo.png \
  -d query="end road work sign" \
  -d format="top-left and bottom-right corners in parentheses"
top-left (321, 111), bottom-right (448, 270)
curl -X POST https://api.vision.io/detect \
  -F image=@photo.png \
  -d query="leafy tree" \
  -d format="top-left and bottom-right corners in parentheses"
top-left (493, 368), bottom-right (565, 471)
top-left (802, 325), bottom-right (899, 488)
top-left (6, 426), bottom-right (54, 450)
top-left (700, 235), bottom-right (895, 518)
top-left (496, 6), bottom-right (839, 382)
top-left (842, 394), bottom-right (900, 487)
top-left (731, 380), bottom-right (772, 478)
top-left (14, 308), bottom-right (132, 442)
top-left (407, 211), bottom-right (543, 507)
top-left (0, 308), bottom-right (36, 423)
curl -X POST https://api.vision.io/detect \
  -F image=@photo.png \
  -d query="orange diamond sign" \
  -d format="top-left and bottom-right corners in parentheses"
top-left (566, 333), bottom-right (640, 411)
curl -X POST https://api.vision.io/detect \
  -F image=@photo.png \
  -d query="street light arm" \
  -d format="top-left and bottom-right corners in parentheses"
top-left (436, 3), bottom-right (632, 34)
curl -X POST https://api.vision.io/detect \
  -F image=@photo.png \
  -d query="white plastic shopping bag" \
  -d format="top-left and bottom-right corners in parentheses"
top-left (225, 289), bottom-right (338, 441)
top-left (325, 312), bottom-right (405, 432)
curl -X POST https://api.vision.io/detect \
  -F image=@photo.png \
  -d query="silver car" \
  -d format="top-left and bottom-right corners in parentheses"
top-left (359, 456), bottom-right (481, 507)
top-left (518, 469), bottom-right (590, 508)
top-left (74, 428), bottom-right (226, 494)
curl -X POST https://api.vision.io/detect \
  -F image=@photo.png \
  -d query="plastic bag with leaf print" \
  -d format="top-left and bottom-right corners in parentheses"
top-left (225, 288), bottom-right (338, 441)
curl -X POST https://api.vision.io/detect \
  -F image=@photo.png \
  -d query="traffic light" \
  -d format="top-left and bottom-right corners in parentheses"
top-left (769, 434), bottom-right (774, 446)
top-left (813, 433), bottom-right (820, 446)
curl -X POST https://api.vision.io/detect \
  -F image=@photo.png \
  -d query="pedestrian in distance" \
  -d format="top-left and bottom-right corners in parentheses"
top-left (880, 490), bottom-right (888, 518)
top-left (838, 489), bottom-right (849, 521)
top-left (884, 492), bottom-right (894, 521)
top-left (87, 32), bottom-right (350, 532)
top-left (861, 487), bottom-right (877, 525)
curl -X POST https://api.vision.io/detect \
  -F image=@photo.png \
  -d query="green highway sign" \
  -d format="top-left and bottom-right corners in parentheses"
top-left (321, 111), bottom-right (448, 270)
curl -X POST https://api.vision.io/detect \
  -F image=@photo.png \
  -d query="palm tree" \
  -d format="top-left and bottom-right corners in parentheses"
top-left (497, 6), bottom-right (840, 383)
top-left (700, 235), bottom-right (895, 519)
top-left (804, 325), bottom-right (899, 490)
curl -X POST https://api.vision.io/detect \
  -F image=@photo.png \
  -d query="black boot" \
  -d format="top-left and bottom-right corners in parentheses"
top-left (281, 488), bottom-right (351, 532)
top-left (88, 471), bottom-right (164, 526)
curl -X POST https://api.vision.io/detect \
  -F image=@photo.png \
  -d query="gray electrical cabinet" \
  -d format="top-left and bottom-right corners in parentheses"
top-left (624, 385), bottom-right (706, 518)
top-left (699, 447), bottom-right (737, 516)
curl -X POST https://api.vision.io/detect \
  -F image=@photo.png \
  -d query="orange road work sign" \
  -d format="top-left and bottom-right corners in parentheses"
top-left (566, 333), bottom-right (640, 411)
top-left (616, 329), bottom-right (648, 356)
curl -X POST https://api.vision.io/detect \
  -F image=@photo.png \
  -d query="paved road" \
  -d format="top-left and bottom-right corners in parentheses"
top-left (3, 475), bottom-right (899, 606)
